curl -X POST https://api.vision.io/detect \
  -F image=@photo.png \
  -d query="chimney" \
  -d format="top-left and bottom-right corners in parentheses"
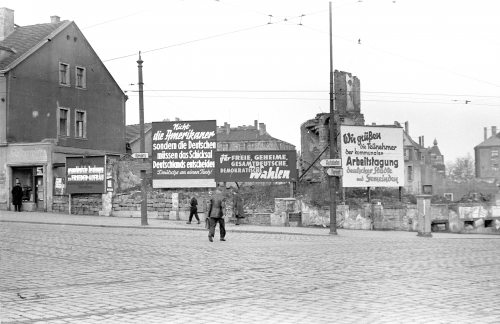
top-left (421, 136), bottom-right (424, 147)
top-left (484, 127), bottom-right (488, 140)
top-left (372, 122), bottom-right (376, 126)
top-left (254, 120), bottom-right (258, 129)
top-left (0, 8), bottom-right (14, 41)
top-left (225, 122), bottom-right (230, 134)
top-left (50, 15), bottom-right (60, 23)
top-left (259, 123), bottom-right (266, 136)
top-left (404, 121), bottom-right (409, 135)
top-left (175, 117), bottom-right (180, 121)
top-left (493, 126), bottom-right (497, 136)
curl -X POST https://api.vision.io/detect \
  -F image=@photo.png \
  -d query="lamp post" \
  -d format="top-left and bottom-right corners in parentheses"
top-left (137, 52), bottom-right (148, 226)
top-left (329, 2), bottom-right (338, 235)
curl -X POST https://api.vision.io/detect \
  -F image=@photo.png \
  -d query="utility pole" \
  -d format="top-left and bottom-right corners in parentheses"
top-left (137, 52), bottom-right (148, 226)
top-left (329, 2), bottom-right (338, 235)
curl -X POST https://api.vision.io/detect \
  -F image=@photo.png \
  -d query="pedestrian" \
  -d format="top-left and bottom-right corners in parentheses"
top-left (207, 187), bottom-right (226, 242)
top-left (186, 195), bottom-right (200, 224)
top-left (11, 183), bottom-right (23, 212)
top-left (233, 190), bottom-right (245, 225)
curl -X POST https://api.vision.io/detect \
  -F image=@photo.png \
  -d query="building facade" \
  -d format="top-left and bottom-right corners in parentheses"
top-left (0, 8), bottom-right (127, 211)
top-left (475, 126), bottom-right (500, 180)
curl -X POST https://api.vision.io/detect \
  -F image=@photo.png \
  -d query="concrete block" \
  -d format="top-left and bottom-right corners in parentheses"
top-left (169, 210), bottom-right (178, 220)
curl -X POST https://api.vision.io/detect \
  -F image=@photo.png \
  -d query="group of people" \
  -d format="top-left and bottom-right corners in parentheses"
top-left (186, 188), bottom-right (245, 242)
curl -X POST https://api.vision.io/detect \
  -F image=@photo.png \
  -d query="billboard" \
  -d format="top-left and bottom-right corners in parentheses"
top-left (215, 150), bottom-right (297, 182)
top-left (340, 125), bottom-right (404, 188)
top-left (152, 120), bottom-right (217, 188)
top-left (66, 156), bottom-right (106, 194)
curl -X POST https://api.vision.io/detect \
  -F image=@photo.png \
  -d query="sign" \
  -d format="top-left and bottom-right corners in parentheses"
top-left (320, 159), bottom-right (342, 167)
top-left (215, 150), bottom-right (297, 182)
top-left (340, 125), bottom-right (404, 187)
top-left (326, 168), bottom-right (343, 177)
top-left (131, 153), bottom-right (149, 159)
top-left (54, 177), bottom-right (65, 195)
top-left (66, 156), bottom-right (106, 194)
top-left (151, 120), bottom-right (217, 188)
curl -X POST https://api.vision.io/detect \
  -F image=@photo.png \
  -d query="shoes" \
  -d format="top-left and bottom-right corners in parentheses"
top-left (208, 236), bottom-right (213, 242)
top-left (220, 238), bottom-right (226, 241)
top-left (235, 223), bottom-right (239, 225)
top-left (186, 222), bottom-right (191, 224)
top-left (197, 221), bottom-right (200, 224)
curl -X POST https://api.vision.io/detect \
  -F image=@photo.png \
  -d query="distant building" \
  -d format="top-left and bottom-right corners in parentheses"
top-left (475, 126), bottom-right (500, 179)
top-left (0, 8), bottom-right (127, 211)
top-left (429, 139), bottom-right (445, 175)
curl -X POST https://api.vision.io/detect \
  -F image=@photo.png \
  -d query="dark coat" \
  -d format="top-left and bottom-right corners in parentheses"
top-left (11, 185), bottom-right (23, 205)
top-left (233, 194), bottom-right (245, 218)
top-left (208, 193), bottom-right (225, 219)
top-left (190, 197), bottom-right (198, 212)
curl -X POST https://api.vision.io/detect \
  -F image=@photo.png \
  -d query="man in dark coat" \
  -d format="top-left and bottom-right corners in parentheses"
top-left (11, 183), bottom-right (23, 212)
top-left (207, 188), bottom-right (226, 242)
top-left (186, 196), bottom-right (200, 224)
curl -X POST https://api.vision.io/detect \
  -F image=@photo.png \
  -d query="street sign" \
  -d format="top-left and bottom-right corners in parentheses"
top-left (320, 159), bottom-right (341, 167)
top-left (131, 153), bottom-right (149, 159)
top-left (326, 168), bottom-right (343, 177)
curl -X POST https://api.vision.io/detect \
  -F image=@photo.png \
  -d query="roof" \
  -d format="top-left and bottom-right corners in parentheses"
top-left (126, 123), bottom-right (152, 143)
top-left (218, 128), bottom-right (274, 142)
top-left (0, 21), bottom-right (68, 70)
top-left (475, 133), bottom-right (500, 148)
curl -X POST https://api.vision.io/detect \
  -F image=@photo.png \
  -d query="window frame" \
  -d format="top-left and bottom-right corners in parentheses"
top-left (75, 109), bottom-right (87, 139)
top-left (75, 66), bottom-right (86, 89)
top-left (58, 107), bottom-right (70, 137)
top-left (59, 62), bottom-right (70, 86)
top-left (492, 149), bottom-right (499, 158)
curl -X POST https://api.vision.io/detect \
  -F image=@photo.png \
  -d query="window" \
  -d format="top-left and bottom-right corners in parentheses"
top-left (58, 108), bottom-right (70, 136)
top-left (444, 193), bottom-right (453, 201)
top-left (75, 110), bottom-right (87, 138)
top-left (407, 165), bottom-right (413, 181)
top-left (59, 62), bottom-right (70, 85)
top-left (492, 150), bottom-right (499, 157)
top-left (493, 164), bottom-right (499, 172)
top-left (75, 66), bottom-right (86, 89)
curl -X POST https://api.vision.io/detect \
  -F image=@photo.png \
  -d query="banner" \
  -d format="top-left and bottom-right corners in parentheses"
top-left (152, 120), bottom-right (217, 188)
top-left (215, 150), bottom-right (297, 182)
top-left (66, 156), bottom-right (105, 194)
top-left (340, 125), bottom-right (404, 188)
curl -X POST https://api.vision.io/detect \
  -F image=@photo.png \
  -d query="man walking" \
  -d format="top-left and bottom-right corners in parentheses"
top-left (186, 196), bottom-right (200, 224)
top-left (207, 188), bottom-right (226, 242)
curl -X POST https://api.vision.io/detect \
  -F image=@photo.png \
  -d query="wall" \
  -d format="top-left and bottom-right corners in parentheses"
top-left (475, 146), bottom-right (500, 179)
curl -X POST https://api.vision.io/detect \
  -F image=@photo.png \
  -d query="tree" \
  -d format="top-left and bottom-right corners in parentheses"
top-left (446, 153), bottom-right (475, 180)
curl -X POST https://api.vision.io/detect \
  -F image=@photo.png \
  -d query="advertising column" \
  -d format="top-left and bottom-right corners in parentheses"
top-left (152, 120), bottom-right (217, 188)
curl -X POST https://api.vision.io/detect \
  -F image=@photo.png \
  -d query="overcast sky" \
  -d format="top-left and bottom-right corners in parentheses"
top-left (6, 0), bottom-right (500, 163)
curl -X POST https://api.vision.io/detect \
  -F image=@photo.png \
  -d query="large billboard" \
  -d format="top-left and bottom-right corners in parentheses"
top-left (152, 120), bottom-right (217, 188)
top-left (215, 150), bottom-right (297, 182)
top-left (66, 156), bottom-right (106, 194)
top-left (340, 125), bottom-right (404, 188)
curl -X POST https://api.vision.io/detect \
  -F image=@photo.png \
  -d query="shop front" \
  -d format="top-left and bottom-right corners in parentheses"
top-left (1, 143), bottom-right (53, 212)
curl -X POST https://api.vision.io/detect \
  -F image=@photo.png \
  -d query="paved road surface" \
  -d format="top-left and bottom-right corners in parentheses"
top-left (1, 211), bottom-right (499, 323)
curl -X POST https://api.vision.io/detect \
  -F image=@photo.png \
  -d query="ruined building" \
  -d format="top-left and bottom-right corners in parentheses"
top-left (300, 71), bottom-right (364, 182)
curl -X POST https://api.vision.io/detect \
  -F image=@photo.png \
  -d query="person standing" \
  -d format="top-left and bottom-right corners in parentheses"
top-left (233, 190), bottom-right (245, 225)
top-left (11, 183), bottom-right (23, 212)
top-left (186, 196), bottom-right (200, 224)
top-left (207, 188), bottom-right (226, 242)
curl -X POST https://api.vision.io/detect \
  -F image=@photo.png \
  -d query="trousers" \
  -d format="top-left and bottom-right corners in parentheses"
top-left (208, 218), bottom-right (226, 239)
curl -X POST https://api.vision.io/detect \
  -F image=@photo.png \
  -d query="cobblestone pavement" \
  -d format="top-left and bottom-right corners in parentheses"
top-left (1, 212), bottom-right (500, 324)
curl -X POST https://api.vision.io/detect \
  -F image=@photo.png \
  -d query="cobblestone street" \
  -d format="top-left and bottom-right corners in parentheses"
top-left (1, 213), bottom-right (500, 324)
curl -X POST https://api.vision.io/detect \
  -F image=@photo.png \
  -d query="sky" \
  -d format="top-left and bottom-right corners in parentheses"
top-left (5, 0), bottom-right (500, 164)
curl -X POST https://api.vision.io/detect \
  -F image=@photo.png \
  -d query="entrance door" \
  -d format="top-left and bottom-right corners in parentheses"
top-left (35, 176), bottom-right (44, 211)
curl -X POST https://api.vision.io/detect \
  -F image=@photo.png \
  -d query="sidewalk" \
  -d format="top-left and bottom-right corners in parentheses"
top-left (1, 210), bottom-right (499, 239)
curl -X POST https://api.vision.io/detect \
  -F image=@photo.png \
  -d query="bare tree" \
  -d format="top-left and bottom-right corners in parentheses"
top-left (446, 153), bottom-right (475, 180)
